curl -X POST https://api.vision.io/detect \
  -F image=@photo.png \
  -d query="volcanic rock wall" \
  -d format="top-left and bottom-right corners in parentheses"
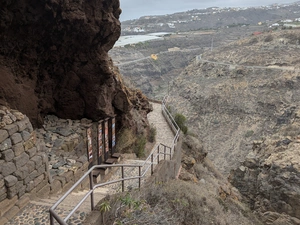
top-left (0, 0), bottom-right (151, 130)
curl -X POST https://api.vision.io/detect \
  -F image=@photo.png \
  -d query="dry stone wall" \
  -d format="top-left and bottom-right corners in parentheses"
top-left (37, 115), bottom-right (91, 195)
top-left (0, 106), bottom-right (49, 221)
top-left (0, 106), bottom-right (91, 223)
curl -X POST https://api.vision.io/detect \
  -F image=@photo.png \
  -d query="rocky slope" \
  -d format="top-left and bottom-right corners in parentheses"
top-left (97, 135), bottom-right (262, 225)
top-left (167, 29), bottom-right (300, 223)
top-left (229, 132), bottom-right (300, 224)
top-left (168, 29), bottom-right (300, 173)
top-left (0, 0), bottom-right (150, 132)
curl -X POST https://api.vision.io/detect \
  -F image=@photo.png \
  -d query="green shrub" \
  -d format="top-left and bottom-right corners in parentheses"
top-left (99, 200), bottom-right (111, 224)
top-left (248, 37), bottom-right (258, 45)
top-left (245, 130), bottom-right (254, 138)
top-left (264, 34), bottom-right (273, 42)
top-left (120, 193), bottom-right (141, 209)
top-left (148, 124), bottom-right (157, 143)
top-left (167, 105), bottom-right (172, 113)
top-left (174, 113), bottom-right (188, 134)
top-left (134, 135), bottom-right (146, 157)
top-left (99, 201), bottom-right (111, 213)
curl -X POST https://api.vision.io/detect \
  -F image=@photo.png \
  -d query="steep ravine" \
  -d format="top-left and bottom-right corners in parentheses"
top-left (168, 29), bottom-right (300, 224)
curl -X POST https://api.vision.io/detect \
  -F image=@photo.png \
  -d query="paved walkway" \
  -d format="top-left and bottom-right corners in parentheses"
top-left (147, 102), bottom-right (174, 147)
top-left (5, 101), bottom-right (175, 225)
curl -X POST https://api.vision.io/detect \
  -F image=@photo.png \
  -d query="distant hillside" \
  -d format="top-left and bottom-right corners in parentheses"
top-left (110, 25), bottom-right (266, 99)
top-left (121, 2), bottom-right (300, 34)
top-left (166, 29), bottom-right (300, 223)
top-left (168, 29), bottom-right (300, 173)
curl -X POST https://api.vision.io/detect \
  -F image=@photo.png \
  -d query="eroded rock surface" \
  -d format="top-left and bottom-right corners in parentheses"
top-left (0, 0), bottom-right (150, 130)
top-left (229, 113), bottom-right (300, 224)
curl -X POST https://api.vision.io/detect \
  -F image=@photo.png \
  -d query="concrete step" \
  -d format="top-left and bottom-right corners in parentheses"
top-left (30, 200), bottom-right (57, 208)
top-left (31, 187), bottom-right (109, 210)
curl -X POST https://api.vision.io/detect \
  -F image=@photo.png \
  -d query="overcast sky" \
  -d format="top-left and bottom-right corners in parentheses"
top-left (120, 0), bottom-right (296, 21)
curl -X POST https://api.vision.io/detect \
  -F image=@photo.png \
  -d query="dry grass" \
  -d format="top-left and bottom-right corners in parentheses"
top-left (94, 133), bottom-right (263, 225)
top-left (116, 128), bottom-right (136, 153)
top-left (115, 127), bottom-right (155, 158)
top-left (281, 124), bottom-right (300, 137)
top-left (105, 178), bottom-right (262, 225)
top-left (98, 164), bottom-right (262, 225)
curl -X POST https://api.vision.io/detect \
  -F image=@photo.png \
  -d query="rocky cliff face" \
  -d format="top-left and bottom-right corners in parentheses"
top-left (0, 0), bottom-right (151, 131)
top-left (229, 120), bottom-right (300, 224)
top-left (167, 29), bottom-right (300, 224)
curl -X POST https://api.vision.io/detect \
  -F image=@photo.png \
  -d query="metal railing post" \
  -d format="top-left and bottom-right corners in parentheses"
top-left (164, 146), bottom-right (166, 160)
top-left (50, 214), bottom-right (54, 225)
top-left (89, 172), bottom-right (94, 210)
top-left (151, 154), bottom-right (154, 175)
top-left (157, 145), bottom-right (160, 164)
top-left (121, 166), bottom-right (124, 192)
top-left (138, 166), bottom-right (141, 190)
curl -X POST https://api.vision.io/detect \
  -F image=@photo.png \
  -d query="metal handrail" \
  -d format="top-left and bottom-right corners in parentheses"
top-left (49, 164), bottom-right (141, 225)
top-left (49, 96), bottom-right (180, 225)
top-left (49, 144), bottom-right (177, 224)
top-left (162, 97), bottom-right (178, 128)
top-left (162, 96), bottom-right (180, 139)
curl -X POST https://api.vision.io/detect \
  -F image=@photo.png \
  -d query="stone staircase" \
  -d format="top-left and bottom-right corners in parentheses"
top-left (5, 187), bottom-right (110, 225)
top-left (5, 101), bottom-right (176, 225)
